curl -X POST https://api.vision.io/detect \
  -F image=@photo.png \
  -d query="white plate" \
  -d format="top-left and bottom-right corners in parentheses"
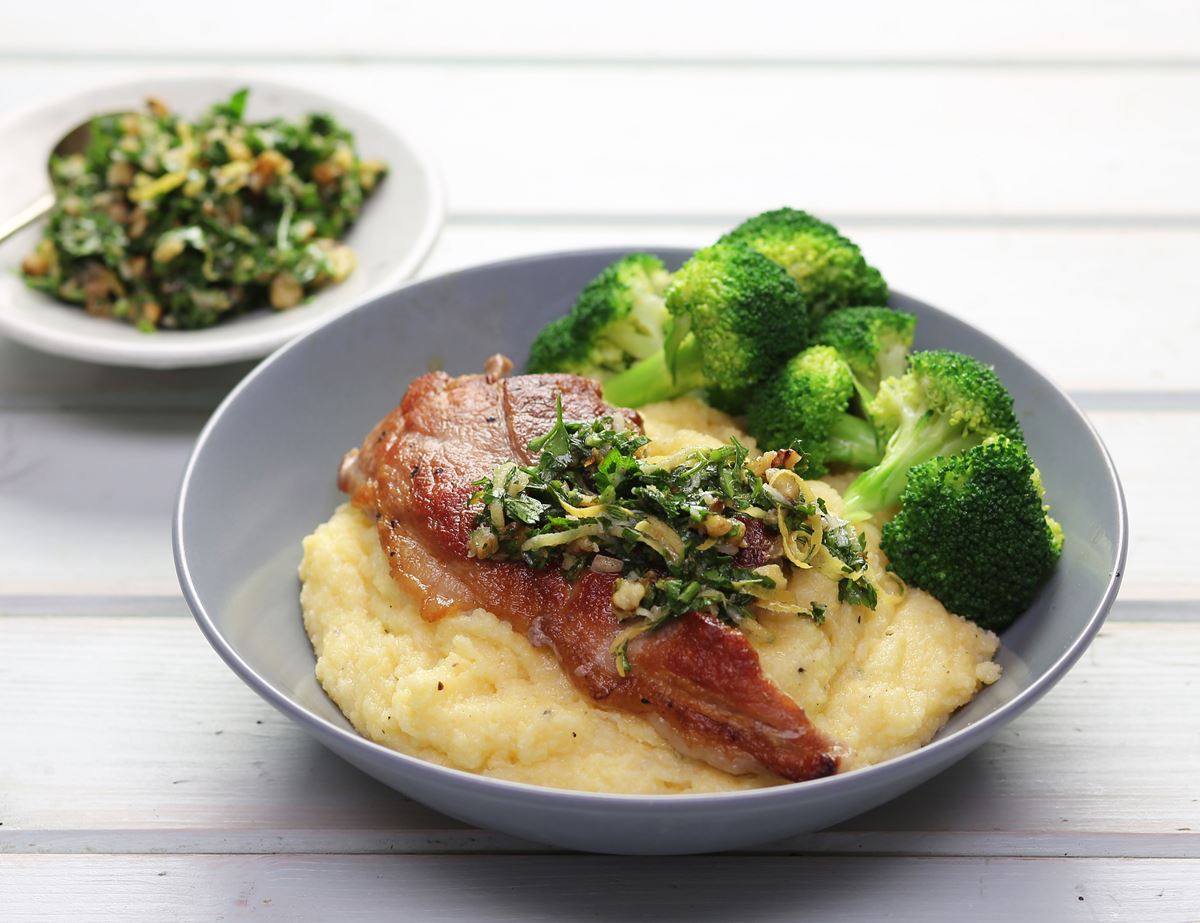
top-left (0, 76), bottom-right (443, 368)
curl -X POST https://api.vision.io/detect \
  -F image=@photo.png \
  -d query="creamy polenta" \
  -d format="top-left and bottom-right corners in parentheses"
top-left (300, 397), bottom-right (1000, 793)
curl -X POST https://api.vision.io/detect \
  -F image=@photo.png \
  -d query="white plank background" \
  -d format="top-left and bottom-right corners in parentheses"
top-left (2, 62), bottom-right (1198, 220)
top-left (3, 1), bottom-right (1199, 62)
top-left (1, 3), bottom-right (1198, 920)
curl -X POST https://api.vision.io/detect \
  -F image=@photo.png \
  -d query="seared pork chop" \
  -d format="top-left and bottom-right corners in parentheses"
top-left (339, 360), bottom-right (839, 782)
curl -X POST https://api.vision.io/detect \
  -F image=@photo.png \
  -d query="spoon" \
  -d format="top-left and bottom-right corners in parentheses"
top-left (0, 113), bottom-right (125, 243)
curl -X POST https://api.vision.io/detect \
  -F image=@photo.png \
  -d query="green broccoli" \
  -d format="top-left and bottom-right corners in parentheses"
top-left (839, 350), bottom-right (1023, 520)
top-left (526, 253), bottom-right (672, 377)
top-left (602, 243), bottom-right (808, 412)
top-left (745, 346), bottom-right (881, 476)
top-left (526, 315), bottom-right (576, 375)
top-left (814, 306), bottom-right (916, 404)
top-left (719, 208), bottom-right (887, 326)
top-left (881, 435), bottom-right (1063, 631)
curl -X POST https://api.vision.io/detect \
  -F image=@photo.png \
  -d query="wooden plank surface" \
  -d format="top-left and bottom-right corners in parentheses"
top-left (1, 618), bottom-right (1195, 857)
top-left (5, 1), bottom-right (1200, 62)
top-left (3, 854), bottom-right (1198, 922)
top-left (0, 225), bottom-right (1196, 403)
top-left (1, 63), bottom-right (1198, 219)
top-left (0, 7), bottom-right (1196, 915)
top-left (0, 407), bottom-right (1174, 599)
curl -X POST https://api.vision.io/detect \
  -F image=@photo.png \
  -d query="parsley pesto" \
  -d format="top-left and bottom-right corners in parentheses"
top-left (469, 402), bottom-right (878, 674)
top-left (20, 89), bottom-right (386, 331)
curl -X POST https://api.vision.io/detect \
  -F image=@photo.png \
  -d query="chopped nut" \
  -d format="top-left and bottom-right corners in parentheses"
top-left (80, 265), bottom-right (123, 316)
top-left (718, 519), bottom-right (747, 549)
top-left (322, 241), bottom-right (356, 282)
top-left (21, 253), bottom-right (49, 277)
top-left (141, 300), bottom-right (163, 326)
top-left (106, 160), bottom-right (135, 187)
top-left (269, 272), bottom-right (304, 310)
top-left (145, 96), bottom-right (169, 118)
top-left (128, 208), bottom-right (149, 239)
top-left (20, 241), bottom-right (55, 277)
top-left (119, 256), bottom-right (148, 281)
top-left (249, 150), bottom-right (292, 191)
top-left (612, 578), bottom-right (646, 612)
top-left (82, 265), bottom-right (123, 300)
top-left (312, 161), bottom-right (340, 185)
top-left (747, 453), bottom-right (775, 479)
top-left (704, 514), bottom-right (735, 538)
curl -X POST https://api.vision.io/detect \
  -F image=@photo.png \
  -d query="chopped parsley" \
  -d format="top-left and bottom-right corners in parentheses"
top-left (469, 401), bottom-right (877, 673)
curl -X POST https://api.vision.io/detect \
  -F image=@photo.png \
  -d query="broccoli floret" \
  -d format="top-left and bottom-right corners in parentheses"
top-left (814, 307), bottom-right (917, 403)
top-left (719, 208), bottom-right (887, 326)
top-left (526, 315), bottom-right (576, 374)
top-left (526, 253), bottom-right (672, 377)
top-left (881, 436), bottom-right (1063, 631)
top-left (602, 243), bottom-right (808, 412)
top-left (746, 346), bottom-right (881, 476)
top-left (839, 350), bottom-right (1023, 520)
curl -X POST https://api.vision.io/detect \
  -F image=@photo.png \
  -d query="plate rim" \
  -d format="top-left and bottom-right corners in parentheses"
top-left (174, 245), bottom-right (1129, 807)
top-left (0, 72), bottom-right (445, 369)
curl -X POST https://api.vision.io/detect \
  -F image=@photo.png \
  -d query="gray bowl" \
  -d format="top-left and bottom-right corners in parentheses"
top-left (174, 248), bottom-right (1127, 855)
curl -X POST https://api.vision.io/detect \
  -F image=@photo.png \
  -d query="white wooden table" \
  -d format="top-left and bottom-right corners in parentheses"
top-left (2, 4), bottom-right (1198, 919)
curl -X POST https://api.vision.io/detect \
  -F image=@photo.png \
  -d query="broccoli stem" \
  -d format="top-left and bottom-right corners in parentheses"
top-left (602, 335), bottom-right (707, 408)
top-left (827, 414), bottom-right (882, 469)
top-left (840, 413), bottom-right (979, 520)
top-left (876, 341), bottom-right (911, 385)
top-left (848, 342), bottom-right (910, 412)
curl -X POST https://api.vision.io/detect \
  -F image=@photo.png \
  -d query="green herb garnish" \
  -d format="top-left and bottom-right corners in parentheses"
top-left (469, 402), bottom-right (878, 674)
top-left (20, 89), bottom-right (387, 330)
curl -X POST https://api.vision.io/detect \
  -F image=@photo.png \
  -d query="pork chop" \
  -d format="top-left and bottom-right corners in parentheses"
top-left (338, 358), bottom-right (840, 781)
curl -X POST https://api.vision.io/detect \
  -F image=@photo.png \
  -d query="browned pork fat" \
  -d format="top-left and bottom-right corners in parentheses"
top-left (338, 358), bottom-right (840, 782)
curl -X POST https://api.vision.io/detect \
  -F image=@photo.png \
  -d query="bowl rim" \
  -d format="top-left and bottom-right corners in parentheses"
top-left (0, 72), bottom-right (445, 369)
top-left (174, 246), bottom-right (1129, 807)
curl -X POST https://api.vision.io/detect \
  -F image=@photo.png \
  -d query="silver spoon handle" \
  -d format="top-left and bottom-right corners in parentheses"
top-left (0, 191), bottom-right (55, 244)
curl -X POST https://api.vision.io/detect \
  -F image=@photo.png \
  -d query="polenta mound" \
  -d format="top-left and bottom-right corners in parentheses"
top-left (300, 397), bottom-right (1000, 793)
